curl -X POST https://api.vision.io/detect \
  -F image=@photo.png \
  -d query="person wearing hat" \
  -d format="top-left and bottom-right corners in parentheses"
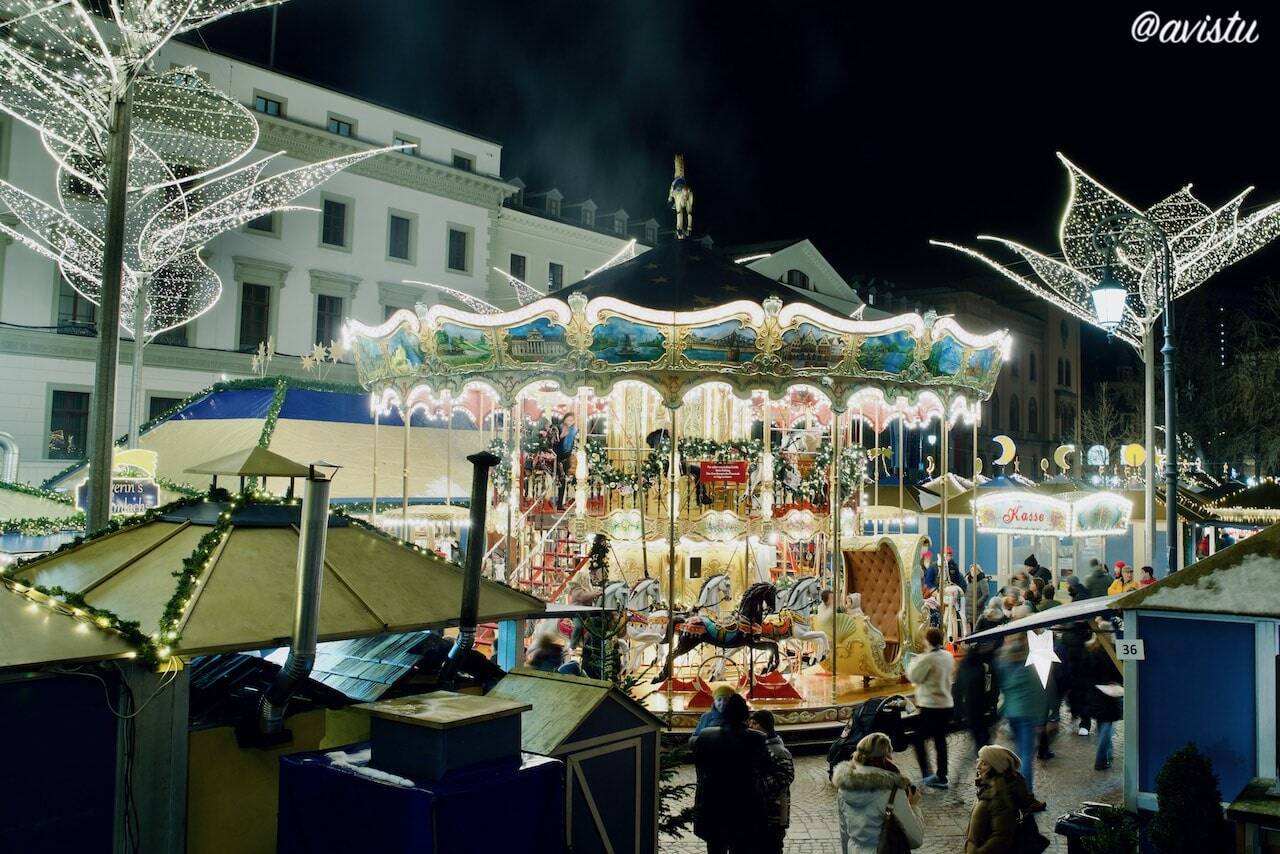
top-left (690, 684), bottom-right (736, 742)
top-left (1107, 563), bottom-right (1138, 595)
top-left (1023, 553), bottom-right (1052, 586)
top-left (834, 732), bottom-right (924, 853)
top-left (964, 745), bottom-right (1045, 853)
top-left (749, 709), bottom-right (795, 853)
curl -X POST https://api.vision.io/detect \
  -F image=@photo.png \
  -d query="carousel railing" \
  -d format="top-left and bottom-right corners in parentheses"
top-left (508, 502), bottom-right (577, 599)
top-left (482, 497), bottom-right (545, 579)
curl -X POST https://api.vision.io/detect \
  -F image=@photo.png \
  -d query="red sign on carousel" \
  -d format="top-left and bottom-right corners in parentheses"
top-left (699, 461), bottom-right (748, 484)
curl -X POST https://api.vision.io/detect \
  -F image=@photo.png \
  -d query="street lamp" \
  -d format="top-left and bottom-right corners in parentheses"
top-left (1093, 213), bottom-right (1180, 574)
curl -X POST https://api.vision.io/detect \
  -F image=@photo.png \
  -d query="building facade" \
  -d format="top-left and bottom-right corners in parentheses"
top-left (0, 42), bottom-right (643, 485)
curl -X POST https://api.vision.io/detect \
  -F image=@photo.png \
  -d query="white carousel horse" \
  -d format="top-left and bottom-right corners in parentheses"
top-left (777, 576), bottom-right (829, 669)
top-left (655, 572), bottom-right (733, 677)
top-left (668, 154), bottom-right (694, 239)
top-left (612, 577), bottom-right (668, 672)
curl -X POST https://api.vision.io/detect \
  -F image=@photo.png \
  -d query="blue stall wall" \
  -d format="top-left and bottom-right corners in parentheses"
top-left (924, 517), bottom-right (965, 562)
top-left (0, 675), bottom-right (118, 851)
top-left (1137, 615), bottom-right (1256, 798)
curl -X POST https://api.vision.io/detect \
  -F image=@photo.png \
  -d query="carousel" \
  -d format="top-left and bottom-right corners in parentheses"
top-left (344, 187), bottom-right (1010, 726)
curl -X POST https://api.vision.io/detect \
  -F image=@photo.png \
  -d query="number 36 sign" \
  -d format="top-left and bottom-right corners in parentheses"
top-left (1115, 639), bottom-right (1145, 660)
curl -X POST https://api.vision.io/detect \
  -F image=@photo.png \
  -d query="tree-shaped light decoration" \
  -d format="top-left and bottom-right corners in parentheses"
top-left (931, 153), bottom-right (1280, 348)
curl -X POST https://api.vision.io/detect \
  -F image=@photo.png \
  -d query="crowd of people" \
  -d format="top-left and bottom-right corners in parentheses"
top-left (687, 552), bottom-right (1132, 853)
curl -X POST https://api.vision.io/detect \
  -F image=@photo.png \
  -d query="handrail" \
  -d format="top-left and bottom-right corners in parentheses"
top-left (509, 502), bottom-right (576, 588)
top-left (482, 495), bottom-right (544, 568)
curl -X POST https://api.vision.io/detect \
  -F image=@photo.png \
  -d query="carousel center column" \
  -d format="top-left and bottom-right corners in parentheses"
top-left (829, 400), bottom-right (844, 705)
top-left (664, 396), bottom-right (680, 725)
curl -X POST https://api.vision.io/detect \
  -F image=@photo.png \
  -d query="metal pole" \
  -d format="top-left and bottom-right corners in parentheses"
top-left (898, 417), bottom-right (905, 532)
top-left (507, 402), bottom-right (516, 581)
top-left (445, 392), bottom-right (453, 506)
top-left (1160, 241), bottom-right (1180, 574)
top-left (127, 274), bottom-right (149, 448)
top-left (402, 406), bottom-right (411, 539)
top-left (1143, 325), bottom-right (1157, 568)
top-left (873, 421), bottom-right (880, 534)
top-left (371, 401), bottom-right (379, 524)
top-left (664, 404), bottom-right (678, 724)
top-left (939, 413), bottom-right (950, 640)
top-left (440, 451), bottom-right (500, 688)
top-left (830, 406), bottom-right (842, 704)
top-left (86, 88), bottom-right (134, 532)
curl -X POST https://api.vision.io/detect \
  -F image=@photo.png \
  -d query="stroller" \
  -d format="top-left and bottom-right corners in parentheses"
top-left (827, 694), bottom-right (910, 779)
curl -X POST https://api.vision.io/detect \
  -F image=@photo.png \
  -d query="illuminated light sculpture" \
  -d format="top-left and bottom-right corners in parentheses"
top-left (1025, 628), bottom-right (1059, 688)
top-left (491, 266), bottom-right (546, 307)
top-left (933, 153), bottom-right (1280, 573)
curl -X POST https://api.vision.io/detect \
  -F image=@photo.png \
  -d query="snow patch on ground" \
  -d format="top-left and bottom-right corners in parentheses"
top-left (1141, 554), bottom-right (1280, 615)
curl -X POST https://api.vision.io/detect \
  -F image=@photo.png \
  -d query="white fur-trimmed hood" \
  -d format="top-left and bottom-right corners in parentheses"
top-left (832, 762), bottom-right (910, 792)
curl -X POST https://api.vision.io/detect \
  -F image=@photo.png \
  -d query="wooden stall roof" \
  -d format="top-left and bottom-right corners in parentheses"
top-left (488, 667), bottom-right (664, 755)
top-left (185, 446), bottom-right (311, 478)
top-left (10, 501), bottom-right (545, 659)
top-left (0, 582), bottom-right (136, 671)
top-left (1116, 522), bottom-right (1280, 618)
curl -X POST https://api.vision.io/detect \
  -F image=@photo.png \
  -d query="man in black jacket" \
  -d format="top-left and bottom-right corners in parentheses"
top-left (1083, 559), bottom-right (1113, 599)
top-left (692, 694), bottom-right (773, 853)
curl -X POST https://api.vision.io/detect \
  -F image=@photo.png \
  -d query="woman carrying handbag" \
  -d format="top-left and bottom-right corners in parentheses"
top-left (964, 746), bottom-right (1050, 854)
top-left (834, 733), bottom-right (924, 854)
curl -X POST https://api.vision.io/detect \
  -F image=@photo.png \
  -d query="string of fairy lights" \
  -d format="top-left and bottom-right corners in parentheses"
top-left (931, 153), bottom-right (1280, 345)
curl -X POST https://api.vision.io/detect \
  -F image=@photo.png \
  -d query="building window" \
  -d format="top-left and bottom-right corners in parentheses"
top-left (547, 198), bottom-right (561, 218)
top-left (582, 207), bottom-right (595, 227)
top-left (510, 253), bottom-right (527, 282)
top-left (447, 228), bottom-right (470, 273)
top-left (48, 390), bottom-right (90, 460)
top-left (246, 212), bottom-right (276, 234)
top-left (327, 115), bottom-right (354, 137)
top-left (613, 216), bottom-right (626, 235)
top-left (1011, 356), bottom-right (1020, 378)
top-left (321, 198), bottom-right (348, 248)
top-left (238, 282), bottom-right (271, 351)
top-left (548, 262), bottom-right (564, 292)
top-left (1065, 360), bottom-right (1072, 388)
top-left (989, 392), bottom-right (1000, 430)
top-left (57, 278), bottom-right (96, 334)
top-left (393, 134), bottom-right (419, 154)
top-left (451, 152), bottom-right (474, 172)
top-left (644, 222), bottom-right (657, 244)
top-left (1029, 352), bottom-right (1037, 382)
top-left (388, 213), bottom-right (413, 261)
top-left (1060, 319), bottom-right (1070, 344)
top-left (784, 269), bottom-right (811, 291)
top-left (148, 396), bottom-right (184, 421)
top-left (154, 323), bottom-right (187, 347)
top-left (253, 94), bottom-right (283, 117)
top-left (384, 303), bottom-right (410, 321)
top-left (1009, 395), bottom-right (1021, 433)
top-left (315, 294), bottom-right (344, 346)
top-left (1057, 358), bottom-right (1064, 386)
top-left (1028, 398), bottom-right (1038, 435)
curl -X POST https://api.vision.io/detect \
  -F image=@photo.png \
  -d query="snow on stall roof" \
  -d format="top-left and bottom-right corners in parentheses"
top-left (1136, 554), bottom-right (1280, 617)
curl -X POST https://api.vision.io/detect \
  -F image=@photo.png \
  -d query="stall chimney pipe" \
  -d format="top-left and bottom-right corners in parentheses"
top-left (440, 451), bottom-right (500, 688)
top-left (258, 467), bottom-right (332, 737)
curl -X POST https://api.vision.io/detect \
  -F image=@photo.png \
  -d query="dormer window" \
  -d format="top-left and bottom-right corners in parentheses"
top-left (784, 269), bottom-right (811, 291)
top-left (644, 222), bottom-right (657, 244)
top-left (582, 207), bottom-right (594, 227)
top-left (548, 197), bottom-right (560, 217)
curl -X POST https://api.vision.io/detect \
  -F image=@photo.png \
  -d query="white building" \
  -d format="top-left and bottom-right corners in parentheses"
top-left (0, 41), bottom-right (643, 484)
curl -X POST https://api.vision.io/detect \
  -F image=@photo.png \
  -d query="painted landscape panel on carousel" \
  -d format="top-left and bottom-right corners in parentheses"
top-left (856, 330), bottom-right (915, 374)
top-left (683, 319), bottom-right (758, 364)
top-left (779, 323), bottom-right (845, 369)
top-left (505, 316), bottom-right (570, 364)
top-left (355, 325), bottom-right (423, 382)
top-left (435, 323), bottom-right (491, 367)
top-left (590, 316), bottom-right (666, 364)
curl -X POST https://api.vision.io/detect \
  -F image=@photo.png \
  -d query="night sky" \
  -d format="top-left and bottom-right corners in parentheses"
top-left (192, 1), bottom-right (1279, 324)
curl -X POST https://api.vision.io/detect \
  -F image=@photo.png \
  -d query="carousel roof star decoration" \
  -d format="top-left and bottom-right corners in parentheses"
top-left (0, 1), bottom-right (401, 337)
top-left (1025, 628), bottom-right (1060, 688)
top-left (932, 153), bottom-right (1280, 349)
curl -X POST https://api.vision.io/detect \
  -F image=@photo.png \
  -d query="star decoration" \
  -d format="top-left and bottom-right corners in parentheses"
top-left (651, 276), bottom-right (669, 284)
top-left (721, 283), bottom-right (738, 293)
top-left (1025, 629), bottom-right (1060, 688)
top-left (692, 296), bottom-right (713, 307)
top-left (310, 343), bottom-right (329, 364)
top-left (688, 255), bottom-right (702, 262)
top-left (644, 263), bottom-right (659, 270)
top-left (328, 338), bottom-right (347, 362)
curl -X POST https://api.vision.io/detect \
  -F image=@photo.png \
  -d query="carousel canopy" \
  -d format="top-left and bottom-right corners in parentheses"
top-left (346, 246), bottom-right (1009, 422)
top-left (41, 378), bottom-right (484, 501)
top-left (1117, 522), bottom-right (1280, 618)
top-left (3, 499), bottom-right (543, 668)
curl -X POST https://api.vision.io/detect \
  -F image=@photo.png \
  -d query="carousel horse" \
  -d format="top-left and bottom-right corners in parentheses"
top-left (531, 579), bottom-right (630, 644)
top-left (777, 576), bottom-right (829, 668)
top-left (618, 577), bottom-right (668, 671)
top-left (668, 154), bottom-right (694, 239)
top-left (653, 582), bottom-right (786, 683)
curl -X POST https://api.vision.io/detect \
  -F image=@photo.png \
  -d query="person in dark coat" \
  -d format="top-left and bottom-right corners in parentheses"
top-left (692, 693), bottom-right (773, 853)
top-left (964, 564), bottom-right (990, 631)
top-left (1059, 619), bottom-right (1093, 734)
top-left (1084, 560), bottom-right (1113, 599)
top-left (1065, 575), bottom-right (1089, 603)
top-left (750, 710), bottom-right (795, 854)
top-left (1085, 621), bottom-right (1124, 770)
top-left (1024, 554), bottom-right (1052, 586)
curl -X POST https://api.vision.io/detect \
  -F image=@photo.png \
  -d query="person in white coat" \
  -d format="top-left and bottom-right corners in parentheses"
top-left (834, 733), bottom-right (925, 854)
top-left (906, 627), bottom-right (955, 787)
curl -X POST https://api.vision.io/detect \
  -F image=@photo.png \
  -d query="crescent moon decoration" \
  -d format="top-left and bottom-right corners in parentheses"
top-left (993, 434), bottom-right (1016, 466)
top-left (974, 459), bottom-right (983, 475)
top-left (926, 455), bottom-right (936, 476)
top-left (1053, 444), bottom-right (1074, 473)
top-left (1040, 458), bottom-right (1050, 474)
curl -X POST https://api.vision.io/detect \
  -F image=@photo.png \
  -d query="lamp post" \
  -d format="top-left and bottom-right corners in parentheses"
top-left (1091, 214), bottom-right (1180, 574)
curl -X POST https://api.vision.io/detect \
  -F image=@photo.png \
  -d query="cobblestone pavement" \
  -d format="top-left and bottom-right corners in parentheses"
top-left (661, 722), bottom-right (1124, 853)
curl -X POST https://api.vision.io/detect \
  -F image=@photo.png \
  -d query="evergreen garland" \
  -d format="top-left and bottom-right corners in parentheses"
top-left (487, 439), bottom-right (512, 494)
top-left (0, 480), bottom-right (75, 505)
